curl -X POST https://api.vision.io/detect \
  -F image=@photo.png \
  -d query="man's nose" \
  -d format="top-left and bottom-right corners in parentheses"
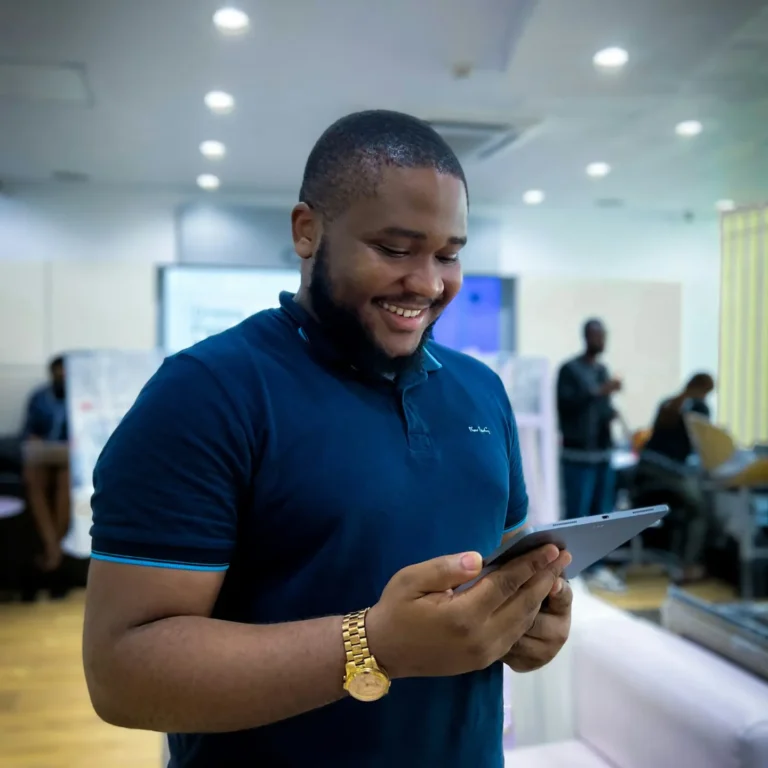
top-left (402, 259), bottom-right (444, 301)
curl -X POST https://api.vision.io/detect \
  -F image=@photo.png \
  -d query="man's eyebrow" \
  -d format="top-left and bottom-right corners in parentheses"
top-left (378, 226), bottom-right (468, 246)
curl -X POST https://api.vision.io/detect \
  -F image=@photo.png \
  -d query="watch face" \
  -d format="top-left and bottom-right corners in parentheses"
top-left (348, 668), bottom-right (390, 702)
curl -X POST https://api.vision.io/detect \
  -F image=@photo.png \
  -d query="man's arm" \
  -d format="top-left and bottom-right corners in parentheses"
top-left (83, 352), bottom-right (352, 733)
top-left (84, 561), bottom-right (347, 732)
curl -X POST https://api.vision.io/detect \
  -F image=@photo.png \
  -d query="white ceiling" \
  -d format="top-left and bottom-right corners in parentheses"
top-left (1, 0), bottom-right (768, 212)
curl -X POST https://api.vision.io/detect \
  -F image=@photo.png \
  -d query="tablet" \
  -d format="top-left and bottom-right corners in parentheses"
top-left (455, 504), bottom-right (670, 593)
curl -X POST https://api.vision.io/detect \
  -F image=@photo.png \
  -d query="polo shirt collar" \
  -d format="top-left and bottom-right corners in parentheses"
top-left (278, 291), bottom-right (441, 379)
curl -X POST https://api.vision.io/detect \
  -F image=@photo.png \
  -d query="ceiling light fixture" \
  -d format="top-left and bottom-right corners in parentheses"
top-left (204, 90), bottom-right (235, 115)
top-left (593, 47), bottom-right (629, 69)
top-left (197, 174), bottom-right (220, 191)
top-left (523, 189), bottom-right (545, 205)
top-left (213, 7), bottom-right (250, 35)
top-left (586, 162), bottom-right (611, 178)
top-left (716, 199), bottom-right (736, 212)
top-left (200, 140), bottom-right (226, 159)
top-left (675, 120), bottom-right (703, 137)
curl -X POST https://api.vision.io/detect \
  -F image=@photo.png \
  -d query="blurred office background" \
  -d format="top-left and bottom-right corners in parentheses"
top-left (1, 1), bottom-right (768, 767)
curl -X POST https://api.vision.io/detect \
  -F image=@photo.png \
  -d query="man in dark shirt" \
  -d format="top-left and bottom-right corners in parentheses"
top-left (22, 355), bottom-right (68, 442)
top-left (21, 355), bottom-right (70, 576)
top-left (557, 320), bottom-right (622, 518)
top-left (636, 372), bottom-right (715, 581)
top-left (82, 110), bottom-right (573, 768)
top-left (557, 319), bottom-right (624, 591)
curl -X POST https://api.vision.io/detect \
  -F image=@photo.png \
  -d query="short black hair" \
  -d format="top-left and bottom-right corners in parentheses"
top-left (49, 355), bottom-right (64, 371)
top-left (686, 372), bottom-right (714, 391)
top-left (299, 110), bottom-right (468, 220)
top-left (583, 318), bottom-right (604, 339)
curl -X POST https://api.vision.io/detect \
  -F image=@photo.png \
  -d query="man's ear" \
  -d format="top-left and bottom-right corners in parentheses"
top-left (291, 203), bottom-right (321, 260)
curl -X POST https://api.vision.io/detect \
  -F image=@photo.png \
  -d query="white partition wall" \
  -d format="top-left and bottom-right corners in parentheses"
top-left (517, 277), bottom-right (683, 431)
top-left (0, 260), bottom-right (158, 434)
top-left (65, 349), bottom-right (165, 558)
top-left (464, 352), bottom-right (558, 527)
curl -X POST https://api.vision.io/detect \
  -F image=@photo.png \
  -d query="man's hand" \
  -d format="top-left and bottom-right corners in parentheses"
top-left (502, 573), bottom-right (573, 673)
top-left (366, 544), bottom-right (570, 680)
top-left (38, 538), bottom-right (63, 572)
top-left (599, 377), bottom-right (623, 396)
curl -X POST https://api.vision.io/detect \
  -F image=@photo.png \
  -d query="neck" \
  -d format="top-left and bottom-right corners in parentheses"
top-left (583, 350), bottom-right (598, 363)
top-left (292, 287), bottom-right (318, 321)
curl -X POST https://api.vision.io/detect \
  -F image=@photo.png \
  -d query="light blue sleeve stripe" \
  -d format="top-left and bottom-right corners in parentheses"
top-left (503, 514), bottom-right (528, 534)
top-left (91, 552), bottom-right (229, 572)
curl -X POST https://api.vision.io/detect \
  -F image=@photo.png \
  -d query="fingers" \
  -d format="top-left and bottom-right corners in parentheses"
top-left (521, 608), bottom-right (571, 643)
top-left (394, 552), bottom-right (483, 596)
top-left (506, 550), bottom-right (570, 617)
top-left (545, 579), bottom-right (574, 616)
top-left (464, 545), bottom-right (561, 614)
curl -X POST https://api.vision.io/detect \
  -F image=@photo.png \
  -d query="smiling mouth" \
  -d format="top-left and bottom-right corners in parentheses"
top-left (377, 300), bottom-right (429, 319)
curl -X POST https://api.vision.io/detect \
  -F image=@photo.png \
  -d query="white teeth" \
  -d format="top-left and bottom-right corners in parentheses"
top-left (380, 301), bottom-right (424, 319)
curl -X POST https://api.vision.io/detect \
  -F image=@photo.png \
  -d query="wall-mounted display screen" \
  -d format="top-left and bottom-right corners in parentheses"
top-left (160, 266), bottom-right (300, 353)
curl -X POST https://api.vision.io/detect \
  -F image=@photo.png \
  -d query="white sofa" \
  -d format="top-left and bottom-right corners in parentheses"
top-left (507, 584), bottom-right (768, 768)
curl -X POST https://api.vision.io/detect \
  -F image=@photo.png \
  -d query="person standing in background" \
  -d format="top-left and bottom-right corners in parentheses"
top-left (557, 319), bottom-right (624, 592)
top-left (21, 355), bottom-right (70, 581)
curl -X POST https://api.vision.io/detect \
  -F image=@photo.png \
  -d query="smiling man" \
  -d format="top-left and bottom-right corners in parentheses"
top-left (83, 111), bottom-right (572, 768)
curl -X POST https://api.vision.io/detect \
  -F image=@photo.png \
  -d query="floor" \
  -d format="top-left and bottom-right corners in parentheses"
top-left (0, 591), bottom-right (161, 768)
top-left (0, 574), bottom-right (739, 768)
top-left (589, 568), bottom-right (737, 612)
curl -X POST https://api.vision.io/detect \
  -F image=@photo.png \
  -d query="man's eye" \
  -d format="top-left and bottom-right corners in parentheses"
top-left (378, 246), bottom-right (409, 257)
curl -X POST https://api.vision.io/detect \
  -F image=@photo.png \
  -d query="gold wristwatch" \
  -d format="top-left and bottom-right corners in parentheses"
top-left (342, 609), bottom-right (391, 702)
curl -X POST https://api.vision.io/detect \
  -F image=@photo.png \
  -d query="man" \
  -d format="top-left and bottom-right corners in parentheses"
top-left (21, 355), bottom-right (70, 575)
top-left (83, 111), bottom-right (572, 768)
top-left (22, 355), bottom-right (68, 442)
top-left (635, 372), bottom-right (715, 581)
top-left (556, 319), bottom-right (624, 591)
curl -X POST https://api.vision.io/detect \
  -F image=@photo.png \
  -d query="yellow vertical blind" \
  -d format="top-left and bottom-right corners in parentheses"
top-left (719, 207), bottom-right (768, 446)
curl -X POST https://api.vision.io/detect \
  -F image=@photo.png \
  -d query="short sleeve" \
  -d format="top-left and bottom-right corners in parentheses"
top-left (90, 353), bottom-right (253, 572)
top-left (505, 412), bottom-right (529, 532)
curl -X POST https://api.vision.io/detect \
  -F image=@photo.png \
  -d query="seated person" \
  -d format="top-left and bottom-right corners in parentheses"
top-left (20, 355), bottom-right (70, 578)
top-left (635, 372), bottom-right (715, 582)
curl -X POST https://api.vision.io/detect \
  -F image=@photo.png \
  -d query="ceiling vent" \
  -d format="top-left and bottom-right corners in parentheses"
top-left (0, 62), bottom-right (91, 105)
top-left (427, 119), bottom-right (533, 162)
top-left (595, 197), bottom-right (625, 209)
top-left (52, 170), bottom-right (90, 184)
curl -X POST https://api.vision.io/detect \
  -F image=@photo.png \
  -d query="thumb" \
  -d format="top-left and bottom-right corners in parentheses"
top-left (394, 552), bottom-right (483, 596)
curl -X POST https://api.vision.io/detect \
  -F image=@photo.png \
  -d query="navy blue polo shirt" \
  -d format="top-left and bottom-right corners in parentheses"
top-left (91, 292), bottom-right (528, 768)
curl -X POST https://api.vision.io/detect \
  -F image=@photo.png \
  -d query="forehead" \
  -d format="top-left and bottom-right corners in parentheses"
top-left (337, 166), bottom-right (468, 237)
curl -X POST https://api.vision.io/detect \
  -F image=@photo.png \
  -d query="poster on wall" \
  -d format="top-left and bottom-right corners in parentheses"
top-left (63, 349), bottom-right (165, 558)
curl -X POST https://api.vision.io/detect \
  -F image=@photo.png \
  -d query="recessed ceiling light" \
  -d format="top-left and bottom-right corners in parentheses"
top-left (586, 162), bottom-right (611, 178)
top-left (523, 189), bottom-right (545, 205)
top-left (213, 7), bottom-right (250, 35)
top-left (675, 120), bottom-right (702, 137)
top-left (593, 47), bottom-right (629, 69)
top-left (204, 90), bottom-right (235, 115)
top-left (716, 199), bottom-right (736, 212)
top-left (197, 174), bottom-right (220, 191)
top-left (200, 140), bottom-right (226, 160)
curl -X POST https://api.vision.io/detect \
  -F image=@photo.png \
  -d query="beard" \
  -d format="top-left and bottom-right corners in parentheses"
top-left (308, 238), bottom-right (436, 378)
